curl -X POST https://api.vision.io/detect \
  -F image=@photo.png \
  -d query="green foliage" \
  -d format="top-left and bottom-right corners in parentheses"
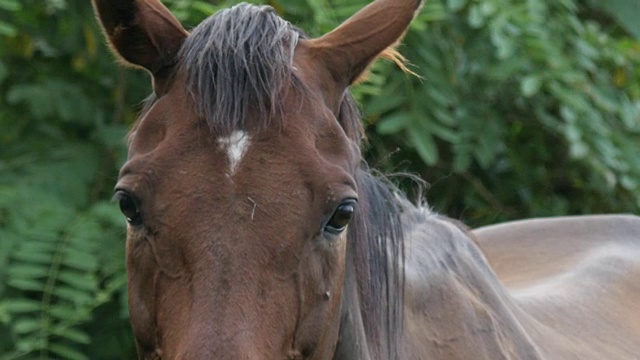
top-left (357, 0), bottom-right (640, 224)
top-left (1, 0), bottom-right (638, 358)
top-left (0, 0), bottom-right (20, 36)
top-left (0, 0), bottom-right (136, 357)
top-left (588, 0), bottom-right (640, 39)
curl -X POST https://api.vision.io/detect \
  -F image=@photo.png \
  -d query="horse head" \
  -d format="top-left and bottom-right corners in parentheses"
top-left (93, 0), bottom-right (421, 358)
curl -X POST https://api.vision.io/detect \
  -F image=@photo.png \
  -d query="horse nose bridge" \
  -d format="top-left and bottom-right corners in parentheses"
top-left (174, 267), bottom-right (300, 354)
top-left (174, 343), bottom-right (264, 359)
top-left (174, 324), bottom-right (284, 359)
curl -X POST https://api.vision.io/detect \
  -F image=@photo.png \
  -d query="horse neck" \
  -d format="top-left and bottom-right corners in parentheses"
top-left (334, 208), bottom-right (547, 360)
top-left (401, 212), bottom-right (545, 359)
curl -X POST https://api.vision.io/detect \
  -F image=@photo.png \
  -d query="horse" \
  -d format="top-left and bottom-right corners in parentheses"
top-left (93, 0), bottom-right (640, 358)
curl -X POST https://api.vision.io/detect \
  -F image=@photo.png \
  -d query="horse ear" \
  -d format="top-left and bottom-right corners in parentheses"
top-left (92, 0), bottom-right (188, 77)
top-left (305, 0), bottom-right (422, 88)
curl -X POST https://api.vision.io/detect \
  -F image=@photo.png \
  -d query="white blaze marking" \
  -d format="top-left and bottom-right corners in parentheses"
top-left (218, 130), bottom-right (251, 175)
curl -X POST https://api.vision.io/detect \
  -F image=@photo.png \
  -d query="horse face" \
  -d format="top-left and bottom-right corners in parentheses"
top-left (116, 79), bottom-right (358, 359)
top-left (94, 0), bottom-right (420, 358)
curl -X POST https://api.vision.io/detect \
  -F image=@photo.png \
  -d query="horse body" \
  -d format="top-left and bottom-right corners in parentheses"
top-left (399, 212), bottom-right (640, 359)
top-left (474, 215), bottom-right (640, 358)
top-left (92, 0), bottom-right (640, 358)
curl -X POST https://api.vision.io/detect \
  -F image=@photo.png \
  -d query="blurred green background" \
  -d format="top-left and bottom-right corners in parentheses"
top-left (1, 0), bottom-right (639, 358)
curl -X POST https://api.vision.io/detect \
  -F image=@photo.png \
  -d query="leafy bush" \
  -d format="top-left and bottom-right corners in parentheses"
top-left (0, 0), bottom-right (638, 358)
top-left (0, 1), bottom-right (139, 357)
top-left (358, 0), bottom-right (640, 224)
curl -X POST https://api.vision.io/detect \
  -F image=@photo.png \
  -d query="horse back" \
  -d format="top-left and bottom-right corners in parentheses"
top-left (474, 215), bottom-right (640, 358)
top-left (473, 215), bottom-right (640, 289)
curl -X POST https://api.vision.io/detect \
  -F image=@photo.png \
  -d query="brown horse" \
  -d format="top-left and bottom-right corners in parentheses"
top-left (93, 0), bottom-right (640, 358)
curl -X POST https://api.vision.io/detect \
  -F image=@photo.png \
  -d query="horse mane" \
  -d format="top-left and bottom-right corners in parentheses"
top-left (178, 4), bottom-right (405, 358)
top-left (351, 169), bottom-right (406, 360)
top-left (337, 88), bottom-right (405, 359)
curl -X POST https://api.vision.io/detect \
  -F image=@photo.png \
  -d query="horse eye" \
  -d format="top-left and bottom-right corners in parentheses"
top-left (115, 191), bottom-right (142, 226)
top-left (324, 200), bottom-right (357, 235)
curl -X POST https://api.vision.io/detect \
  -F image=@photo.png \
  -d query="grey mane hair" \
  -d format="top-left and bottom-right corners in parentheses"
top-left (179, 3), bottom-right (300, 134)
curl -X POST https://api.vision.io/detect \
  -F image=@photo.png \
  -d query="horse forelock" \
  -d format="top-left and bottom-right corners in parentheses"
top-left (179, 3), bottom-right (299, 135)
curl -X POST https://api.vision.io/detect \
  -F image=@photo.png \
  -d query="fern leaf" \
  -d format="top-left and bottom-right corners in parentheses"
top-left (49, 343), bottom-right (90, 360)
top-left (12, 318), bottom-right (40, 335)
top-left (7, 264), bottom-right (49, 279)
top-left (2, 299), bottom-right (40, 314)
top-left (51, 326), bottom-right (91, 345)
top-left (7, 278), bottom-right (43, 292)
